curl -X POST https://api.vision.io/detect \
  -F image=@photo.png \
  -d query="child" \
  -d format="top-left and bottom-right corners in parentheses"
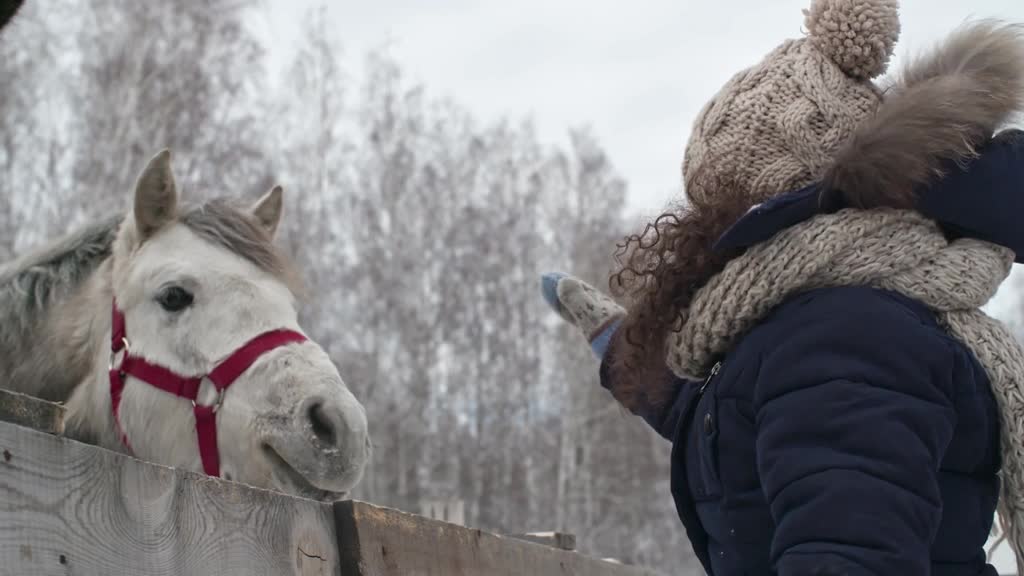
top-left (543, 1), bottom-right (1024, 574)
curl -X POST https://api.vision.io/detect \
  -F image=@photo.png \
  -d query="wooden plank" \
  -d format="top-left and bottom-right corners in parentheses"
top-left (0, 388), bottom-right (65, 435)
top-left (334, 500), bottom-right (657, 576)
top-left (0, 420), bottom-right (339, 576)
top-left (505, 531), bottom-right (577, 551)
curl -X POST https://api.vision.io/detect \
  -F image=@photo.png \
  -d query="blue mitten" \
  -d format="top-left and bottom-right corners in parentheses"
top-left (541, 272), bottom-right (624, 359)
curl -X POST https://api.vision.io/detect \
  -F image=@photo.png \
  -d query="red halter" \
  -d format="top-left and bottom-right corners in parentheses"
top-left (108, 299), bottom-right (307, 477)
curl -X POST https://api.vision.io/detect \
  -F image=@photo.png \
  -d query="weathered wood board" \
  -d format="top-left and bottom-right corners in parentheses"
top-left (0, 388), bottom-right (65, 435)
top-left (1, 391), bottom-right (660, 576)
top-left (506, 531), bottom-right (577, 551)
top-left (334, 500), bottom-right (658, 576)
top-left (0, 420), bottom-right (339, 576)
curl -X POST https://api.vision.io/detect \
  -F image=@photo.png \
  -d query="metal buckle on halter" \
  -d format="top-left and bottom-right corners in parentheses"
top-left (191, 385), bottom-right (225, 413)
top-left (108, 337), bottom-right (131, 372)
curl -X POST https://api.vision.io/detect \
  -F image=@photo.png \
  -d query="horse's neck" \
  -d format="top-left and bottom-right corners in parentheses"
top-left (0, 218), bottom-right (118, 401)
top-left (5, 259), bottom-right (111, 402)
top-left (63, 264), bottom-right (123, 448)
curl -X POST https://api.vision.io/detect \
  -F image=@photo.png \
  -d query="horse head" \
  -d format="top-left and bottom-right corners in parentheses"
top-left (65, 150), bottom-right (369, 500)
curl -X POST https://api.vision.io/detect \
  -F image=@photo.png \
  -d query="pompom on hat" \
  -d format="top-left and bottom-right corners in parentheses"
top-left (803, 0), bottom-right (900, 80)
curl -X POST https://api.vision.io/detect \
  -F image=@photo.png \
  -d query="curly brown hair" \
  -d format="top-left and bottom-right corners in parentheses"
top-left (607, 172), bottom-right (755, 413)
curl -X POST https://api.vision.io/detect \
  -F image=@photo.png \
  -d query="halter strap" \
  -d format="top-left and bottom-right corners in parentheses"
top-left (109, 300), bottom-right (307, 476)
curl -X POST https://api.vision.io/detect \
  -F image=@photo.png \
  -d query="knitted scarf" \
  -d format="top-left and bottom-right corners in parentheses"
top-left (667, 208), bottom-right (1024, 571)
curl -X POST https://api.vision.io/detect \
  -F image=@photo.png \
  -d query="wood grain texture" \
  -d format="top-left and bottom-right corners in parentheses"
top-left (334, 501), bottom-right (657, 576)
top-left (1, 395), bottom-right (659, 575)
top-left (0, 421), bottom-right (339, 576)
top-left (0, 388), bottom-right (65, 435)
top-left (506, 532), bottom-right (577, 551)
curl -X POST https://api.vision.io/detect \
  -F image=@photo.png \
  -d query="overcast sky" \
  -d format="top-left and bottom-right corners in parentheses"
top-left (255, 0), bottom-right (1024, 218)
top-left (251, 0), bottom-right (1024, 327)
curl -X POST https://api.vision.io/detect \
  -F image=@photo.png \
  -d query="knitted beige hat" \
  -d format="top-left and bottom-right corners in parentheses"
top-left (682, 0), bottom-right (900, 204)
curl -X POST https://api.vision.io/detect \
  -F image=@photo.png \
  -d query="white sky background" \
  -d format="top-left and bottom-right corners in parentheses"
top-left (252, 0), bottom-right (1024, 320)
top-left (252, 2), bottom-right (1024, 570)
top-left (254, 0), bottom-right (1024, 216)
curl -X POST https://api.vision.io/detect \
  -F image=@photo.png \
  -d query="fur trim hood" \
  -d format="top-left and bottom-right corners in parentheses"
top-left (823, 21), bottom-right (1024, 210)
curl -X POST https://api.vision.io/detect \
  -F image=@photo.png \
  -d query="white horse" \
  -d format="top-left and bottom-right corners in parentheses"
top-left (0, 150), bottom-right (369, 500)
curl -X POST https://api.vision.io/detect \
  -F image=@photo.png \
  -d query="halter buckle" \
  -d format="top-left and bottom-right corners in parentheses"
top-left (192, 386), bottom-right (225, 413)
top-left (108, 337), bottom-right (131, 371)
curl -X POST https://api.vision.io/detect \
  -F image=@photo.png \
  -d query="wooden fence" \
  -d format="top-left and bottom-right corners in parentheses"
top-left (0, 389), bottom-right (657, 576)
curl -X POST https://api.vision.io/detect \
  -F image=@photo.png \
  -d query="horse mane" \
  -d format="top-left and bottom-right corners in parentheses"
top-left (0, 215), bottom-right (122, 341)
top-left (0, 215), bottom-right (121, 400)
top-left (179, 200), bottom-right (302, 293)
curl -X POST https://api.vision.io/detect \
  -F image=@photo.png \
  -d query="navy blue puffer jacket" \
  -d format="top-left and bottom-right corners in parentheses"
top-left (603, 287), bottom-right (1001, 575)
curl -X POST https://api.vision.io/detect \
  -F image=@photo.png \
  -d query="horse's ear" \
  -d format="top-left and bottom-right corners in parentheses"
top-left (251, 185), bottom-right (283, 239)
top-left (134, 149), bottom-right (178, 240)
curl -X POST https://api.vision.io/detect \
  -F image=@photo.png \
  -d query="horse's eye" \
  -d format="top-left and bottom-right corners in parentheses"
top-left (157, 286), bottom-right (194, 312)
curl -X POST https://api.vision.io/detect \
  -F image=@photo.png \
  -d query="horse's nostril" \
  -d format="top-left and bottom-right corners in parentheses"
top-left (307, 402), bottom-right (336, 446)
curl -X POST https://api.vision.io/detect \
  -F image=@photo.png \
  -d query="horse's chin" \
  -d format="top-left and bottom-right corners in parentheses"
top-left (261, 443), bottom-right (352, 502)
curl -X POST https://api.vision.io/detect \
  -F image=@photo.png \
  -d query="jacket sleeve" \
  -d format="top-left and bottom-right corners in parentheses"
top-left (754, 289), bottom-right (958, 576)
top-left (598, 331), bottom-right (689, 440)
